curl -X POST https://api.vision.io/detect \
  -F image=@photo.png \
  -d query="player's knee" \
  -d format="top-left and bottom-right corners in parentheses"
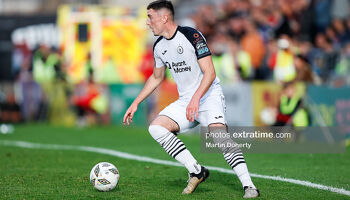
top-left (208, 123), bottom-right (227, 132)
top-left (148, 125), bottom-right (169, 141)
top-left (209, 123), bottom-right (226, 128)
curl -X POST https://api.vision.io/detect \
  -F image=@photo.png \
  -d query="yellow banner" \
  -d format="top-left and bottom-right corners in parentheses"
top-left (58, 5), bottom-right (148, 84)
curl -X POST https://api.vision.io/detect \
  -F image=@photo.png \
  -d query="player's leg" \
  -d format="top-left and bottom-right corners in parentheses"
top-left (148, 100), bottom-right (209, 194)
top-left (199, 94), bottom-right (259, 198)
top-left (208, 123), bottom-right (259, 198)
top-left (149, 115), bottom-right (202, 174)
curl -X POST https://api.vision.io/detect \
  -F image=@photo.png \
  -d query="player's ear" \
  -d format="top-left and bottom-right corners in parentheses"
top-left (162, 15), bottom-right (167, 23)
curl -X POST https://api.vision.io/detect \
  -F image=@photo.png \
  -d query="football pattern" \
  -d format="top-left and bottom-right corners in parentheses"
top-left (90, 162), bottom-right (120, 191)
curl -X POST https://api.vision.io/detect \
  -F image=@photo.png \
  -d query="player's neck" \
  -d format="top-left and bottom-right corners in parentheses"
top-left (162, 22), bottom-right (178, 40)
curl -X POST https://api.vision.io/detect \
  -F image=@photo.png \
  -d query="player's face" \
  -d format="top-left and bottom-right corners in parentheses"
top-left (146, 9), bottom-right (163, 36)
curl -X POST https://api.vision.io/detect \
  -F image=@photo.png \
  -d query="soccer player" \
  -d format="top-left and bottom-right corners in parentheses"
top-left (123, 0), bottom-right (259, 198)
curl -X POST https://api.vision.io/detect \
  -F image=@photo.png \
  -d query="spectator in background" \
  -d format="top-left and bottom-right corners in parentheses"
top-left (325, 26), bottom-right (341, 49)
top-left (193, 4), bottom-right (217, 37)
top-left (71, 69), bottom-right (109, 126)
top-left (209, 32), bottom-right (253, 83)
top-left (16, 48), bottom-right (43, 121)
top-left (269, 37), bottom-right (297, 83)
top-left (273, 1), bottom-right (293, 37)
top-left (332, 18), bottom-right (350, 45)
top-left (274, 82), bottom-right (310, 127)
top-left (314, 0), bottom-right (332, 32)
top-left (241, 20), bottom-right (265, 79)
top-left (209, 32), bottom-right (238, 83)
top-left (32, 44), bottom-right (60, 84)
top-left (310, 32), bottom-right (339, 82)
top-left (227, 12), bottom-right (246, 43)
top-left (292, 0), bottom-right (316, 42)
top-left (250, 6), bottom-right (272, 43)
top-left (294, 55), bottom-right (315, 83)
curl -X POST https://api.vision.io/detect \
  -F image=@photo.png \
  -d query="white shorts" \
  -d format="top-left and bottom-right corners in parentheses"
top-left (159, 94), bottom-right (227, 133)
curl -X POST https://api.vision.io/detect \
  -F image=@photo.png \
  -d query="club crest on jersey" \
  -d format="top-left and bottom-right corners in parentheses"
top-left (177, 45), bottom-right (184, 54)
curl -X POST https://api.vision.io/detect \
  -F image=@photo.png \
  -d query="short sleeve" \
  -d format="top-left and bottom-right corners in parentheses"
top-left (153, 36), bottom-right (165, 68)
top-left (154, 50), bottom-right (165, 68)
top-left (179, 26), bottom-right (211, 60)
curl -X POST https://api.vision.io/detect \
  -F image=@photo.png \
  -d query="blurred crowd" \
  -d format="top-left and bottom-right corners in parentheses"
top-left (2, 0), bottom-right (350, 126)
top-left (181, 0), bottom-right (350, 85)
top-left (1, 44), bottom-right (109, 126)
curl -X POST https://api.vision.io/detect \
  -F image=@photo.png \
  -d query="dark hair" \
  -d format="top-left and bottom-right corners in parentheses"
top-left (147, 0), bottom-right (174, 18)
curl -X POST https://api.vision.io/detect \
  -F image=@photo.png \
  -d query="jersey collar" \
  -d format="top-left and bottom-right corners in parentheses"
top-left (166, 26), bottom-right (179, 40)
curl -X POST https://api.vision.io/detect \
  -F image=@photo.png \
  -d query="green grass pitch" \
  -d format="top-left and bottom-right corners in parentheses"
top-left (0, 124), bottom-right (349, 199)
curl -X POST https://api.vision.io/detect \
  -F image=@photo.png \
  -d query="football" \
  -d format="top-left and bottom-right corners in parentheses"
top-left (90, 162), bottom-right (120, 191)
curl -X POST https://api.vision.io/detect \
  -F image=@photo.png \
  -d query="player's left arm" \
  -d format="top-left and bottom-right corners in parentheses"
top-left (186, 56), bottom-right (216, 122)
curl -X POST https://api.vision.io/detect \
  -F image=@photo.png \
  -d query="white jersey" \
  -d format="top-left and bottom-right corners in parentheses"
top-left (153, 26), bottom-right (222, 102)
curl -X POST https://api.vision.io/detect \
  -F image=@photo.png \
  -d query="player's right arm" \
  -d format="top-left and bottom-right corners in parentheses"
top-left (123, 66), bottom-right (165, 125)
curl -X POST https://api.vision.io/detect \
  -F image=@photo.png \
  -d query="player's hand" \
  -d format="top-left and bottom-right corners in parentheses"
top-left (123, 103), bottom-right (138, 126)
top-left (186, 96), bottom-right (200, 122)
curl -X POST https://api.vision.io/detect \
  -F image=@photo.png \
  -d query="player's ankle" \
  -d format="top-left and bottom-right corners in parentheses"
top-left (185, 161), bottom-right (201, 174)
top-left (244, 185), bottom-right (257, 189)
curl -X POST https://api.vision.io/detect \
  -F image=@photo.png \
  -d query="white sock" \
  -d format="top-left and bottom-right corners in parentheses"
top-left (234, 162), bottom-right (256, 189)
top-left (223, 151), bottom-right (255, 189)
top-left (175, 149), bottom-right (201, 174)
top-left (149, 125), bottom-right (201, 174)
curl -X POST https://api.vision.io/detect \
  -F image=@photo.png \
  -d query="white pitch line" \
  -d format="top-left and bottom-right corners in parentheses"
top-left (1, 140), bottom-right (349, 197)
